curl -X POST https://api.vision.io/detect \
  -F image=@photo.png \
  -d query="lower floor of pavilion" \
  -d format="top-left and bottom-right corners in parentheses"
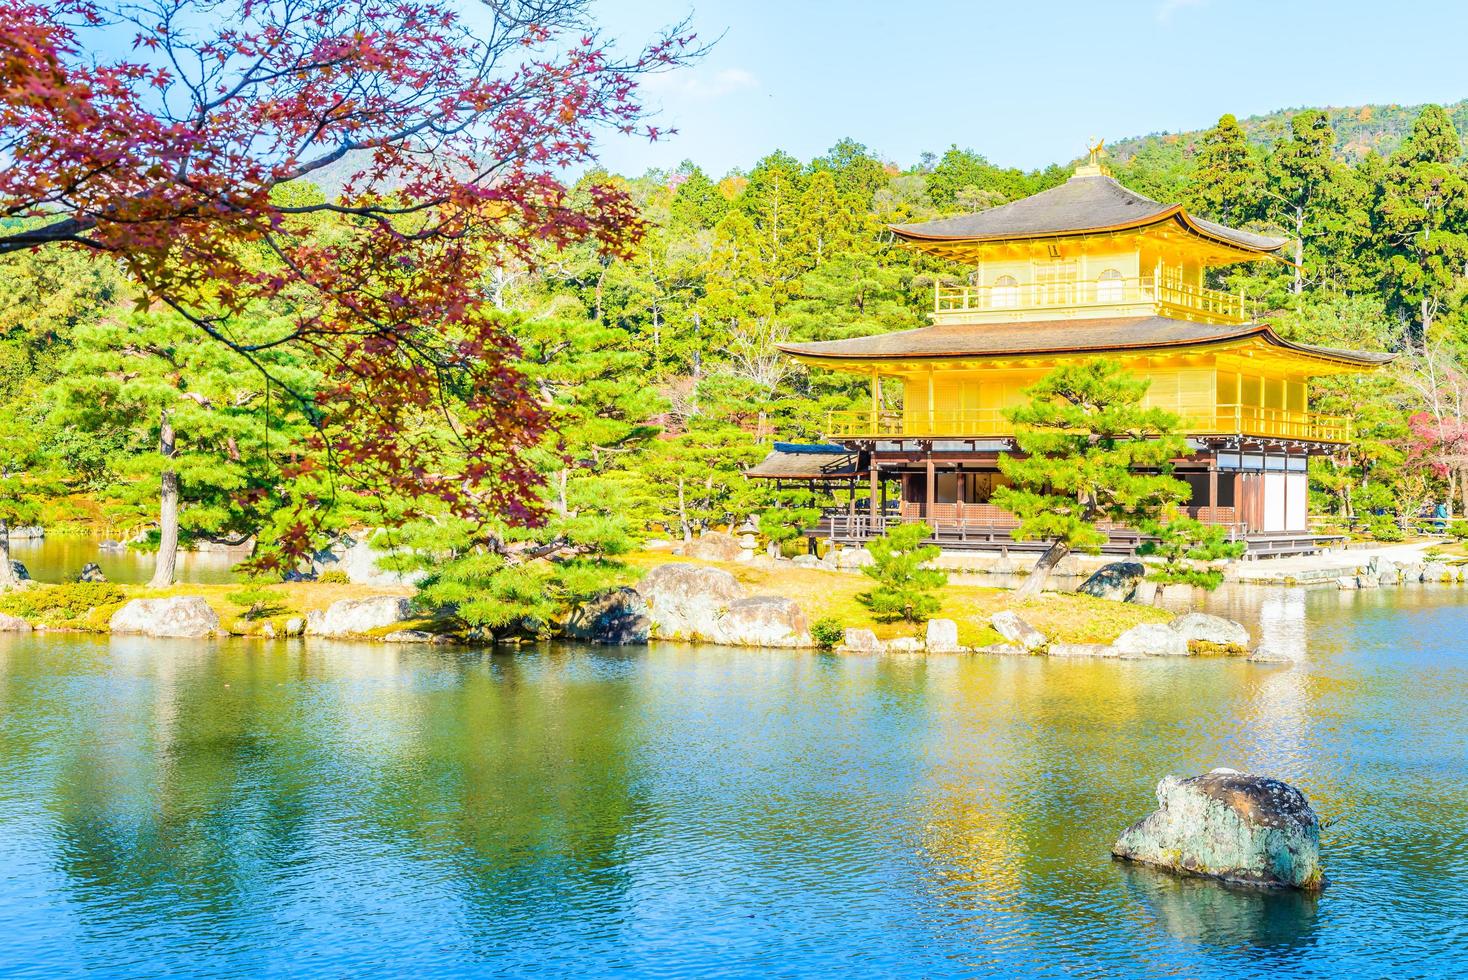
top-left (747, 437), bottom-right (1343, 558)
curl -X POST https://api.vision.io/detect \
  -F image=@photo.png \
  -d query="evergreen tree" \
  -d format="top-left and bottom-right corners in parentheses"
top-left (1138, 518), bottom-right (1246, 593)
top-left (992, 362), bottom-right (1190, 598)
top-left (1189, 113), bottom-right (1262, 225)
top-left (1263, 110), bottom-right (1343, 294)
top-left (1377, 105), bottom-right (1468, 351)
top-left (858, 521), bottom-right (945, 622)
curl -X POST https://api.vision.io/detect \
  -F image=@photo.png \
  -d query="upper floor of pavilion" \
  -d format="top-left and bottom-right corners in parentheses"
top-left (891, 162), bottom-right (1289, 328)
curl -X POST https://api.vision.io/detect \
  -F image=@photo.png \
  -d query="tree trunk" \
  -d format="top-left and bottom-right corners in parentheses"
top-left (1292, 208), bottom-right (1304, 295)
top-left (149, 411), bottom-right (179, 589)
top-left (677, 477), bottom-right (691, 542)
top-left (1014, 540), bottom-right (1069, 600)
top-left (0, 520), bottom-right (17, 589)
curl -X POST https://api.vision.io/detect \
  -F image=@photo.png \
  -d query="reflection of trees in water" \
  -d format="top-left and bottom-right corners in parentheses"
top-left (1117, 863), bottom-right (1320, 953)
top-left (20, 640), bottom-right (647, 962)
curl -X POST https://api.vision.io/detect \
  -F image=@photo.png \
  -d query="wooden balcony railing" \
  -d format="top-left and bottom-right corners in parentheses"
top-left (825, 405), bottom-right (1350, 443)
top-left (934, 275), bottom-right (1249, 325)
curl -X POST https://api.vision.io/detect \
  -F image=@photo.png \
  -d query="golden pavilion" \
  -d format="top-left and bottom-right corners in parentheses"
top-left (749, 155), bottom-right (1393, 555)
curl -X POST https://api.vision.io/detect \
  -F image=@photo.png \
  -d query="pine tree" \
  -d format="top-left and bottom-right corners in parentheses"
top-left (1264, 110), bottom-right (1343, 294)
top-left (1377, 105), bottom-right (1468, 351)
top-left (992, 361), bottom-right (1190, 598)
top-left (858, 521), bottom-right (945, 622)
top-left (1190, 114), bottom-right (1262, 225)
top-left (1138, 518), bottom-right (1246, 594)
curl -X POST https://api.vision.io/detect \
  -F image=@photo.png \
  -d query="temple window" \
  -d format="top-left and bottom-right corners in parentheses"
top-left (1096, 268), bottom-right (1124, 303)
top-left (991, 275), bottom-right (1019, 308)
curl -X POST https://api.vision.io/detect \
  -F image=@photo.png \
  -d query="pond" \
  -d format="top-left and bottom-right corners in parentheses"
top-left (0, 584), bottom-right (1464, 978)
top-left (8, 535), bottom-right (240, 585)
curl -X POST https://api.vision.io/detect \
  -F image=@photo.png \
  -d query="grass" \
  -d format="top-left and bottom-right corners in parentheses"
top-left (2, 579), bottom-right (412, 634)
top-left (623, 550), bottom-right (1169, 647)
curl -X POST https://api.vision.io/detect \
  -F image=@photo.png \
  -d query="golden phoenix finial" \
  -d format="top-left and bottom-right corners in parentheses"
top-left (1087, 137), bottom-right (1105, 166)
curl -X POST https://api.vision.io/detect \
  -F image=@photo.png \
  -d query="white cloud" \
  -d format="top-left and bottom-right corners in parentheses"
top-left (645, 66), bottom-right (759, 100)
top-left (1155, 0), bottom-right (1206, 22)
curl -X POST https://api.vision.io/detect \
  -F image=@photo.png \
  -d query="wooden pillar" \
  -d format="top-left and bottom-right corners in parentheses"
top-left (869, 369), bottom-right (880, 426)
top-left (1208, 463), bottom-right (1219, 523)
top-left (925, 450), bottom-right (936, 522)
top-left (869, 460), bottom-right (879, 527)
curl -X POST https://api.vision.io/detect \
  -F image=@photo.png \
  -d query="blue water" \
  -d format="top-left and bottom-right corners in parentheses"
top-left (0, 584), bottom-right (1464, 977)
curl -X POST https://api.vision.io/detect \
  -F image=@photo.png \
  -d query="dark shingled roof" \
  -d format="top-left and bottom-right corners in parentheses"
top-left (747, 444), bottom-right (860, 480)
top-left (891, 174), bottom-right (1287, 253)
top-left (776, 317), bottom-right (1396, 366)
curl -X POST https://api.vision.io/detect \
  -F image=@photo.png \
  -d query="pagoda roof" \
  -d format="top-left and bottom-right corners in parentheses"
top-left (776, 317), bottom-right (1395, 368)
top-left (891, 173), bottom-right (1287, 254)
top-left (746, 443), bottom-right (859, 480)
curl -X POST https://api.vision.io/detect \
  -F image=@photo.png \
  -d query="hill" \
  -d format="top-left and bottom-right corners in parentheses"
top-left (1108, 99), bottom-right (1468, 165)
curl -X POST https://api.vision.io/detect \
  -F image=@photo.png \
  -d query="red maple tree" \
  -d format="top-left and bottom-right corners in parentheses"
top-left (0, 0), bottom-right (697, 558)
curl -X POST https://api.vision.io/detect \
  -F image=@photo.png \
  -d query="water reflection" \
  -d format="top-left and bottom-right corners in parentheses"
top-left (0, 589), bottom-right (1466, 978)
top-left (8, 535), bottom-right (239, 584)
top-left (1117, 863), bottom-right (1321, 951)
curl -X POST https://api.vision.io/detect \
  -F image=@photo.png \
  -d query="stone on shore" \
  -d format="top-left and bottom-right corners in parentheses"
top-left (1077, 561), bottom-right (1145, 602)
top-left (109, 597), bottom-right (220, 638)
top-left (564, 586), bottom-right (650, 645)
top-left (990, 610), bottom-right (1046, 650)
top-left (1424, 561), bottom-right (1455, 583)
top-left (284, 616), bottom-right (305, 636)
top-left (1111, 623), bottom-right (1190, 657)
top-left (790, 554), bottom-right (823, 568)
top-left (715, 595), bottom-right (809, 648)
top-left (840, 627), bottom-right (882, 653)
top-left (925, 618), bottom-right (960, 653)
top-left (678, 531), bottom-right (744, 563)
top-left (973, 643), bottom-right (1027, 655)
top-left (382, 629), bottom-right (451, 644)
top-left (832, 547), bottom-right (874, 570)
top-left (78, 562), bottom-right (106, 583)
top-left (886, 636), bottom-right (924, 653)
top-left (1048, 642), bottom-right (1116, 658)
top-left (1112, 768), bottom-right (1325, 890)
top-left (1169, 612), bottom-right (1250, 653)
top-left (0, 612), bottom-right (31, 632)
top-left (1335, 575), bottom-right (1358, 590)
top-left (8, 560), bottom-right (28, 581)
top-left (305, 595), bottom-right (413, 637)
top-left (636, 563), bottom-right (746, 641)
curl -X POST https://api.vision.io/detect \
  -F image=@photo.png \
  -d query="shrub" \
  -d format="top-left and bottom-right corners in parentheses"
top-left (1368, 516), bottom-right (1404, 542)
top-left (858, 521), bottom-right (946, 622)
top-left (317, 569), bottom-right (350, 584)
top-left (810, 617), bottom-right (844, 650)
top-left (0, 582), bottom-right (127, 626)
top-left (1448, 520), bottom-right (1468, 542)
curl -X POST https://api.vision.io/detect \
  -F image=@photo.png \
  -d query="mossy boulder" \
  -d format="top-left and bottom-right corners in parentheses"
top-left (1113, 769), bottom-right (1325, 891)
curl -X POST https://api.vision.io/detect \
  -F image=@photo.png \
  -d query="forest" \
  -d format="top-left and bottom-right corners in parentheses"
top-left (5, 55), bottom-right (1468, 624)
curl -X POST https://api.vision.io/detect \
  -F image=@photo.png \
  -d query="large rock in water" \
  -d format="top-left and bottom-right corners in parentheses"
top-left (305, 595), bottom-right (413, 637)
top-left (8, 560), bottom-right (28, 581)
top-left (109, 597), bottom-right (220, 638)
top-left (1169, 612), bottom-right (1250, 652)
top-left (1113, 769), bottom-right (1325, 890)
top-left (678, 531), bottom-right (744, 563)
top-left (564, 586), bottom-right (650, 645)
top-left (715, 595), bottom-right (809, 647)
top-left (1077, 561), bottom-right (1145, 602)
top-left (78, 562), bottom-right (107, 583)
top-left (636, 562), bottom-right (746, 641)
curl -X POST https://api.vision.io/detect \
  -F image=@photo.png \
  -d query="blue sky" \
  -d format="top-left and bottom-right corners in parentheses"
top-left (592, 0), bottom-right (1468, 176)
